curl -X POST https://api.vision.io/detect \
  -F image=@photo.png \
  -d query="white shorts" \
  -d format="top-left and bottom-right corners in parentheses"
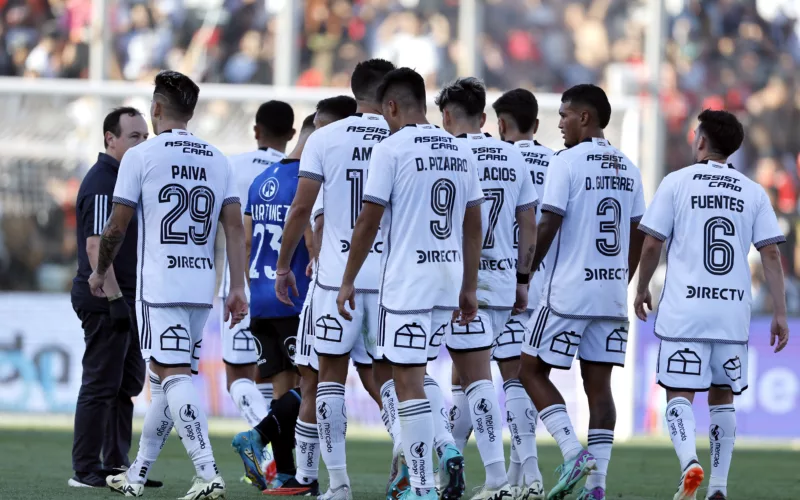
top-left (447, 308), bottom-right (511, 352)
top-left (378, 307), bottom-right (453, 366)
top-left (295, 284), bottom-right (319, 372)
top-left (312, 287), bottom-right (378, 360)
top-left (137, 302), bottom-right (210, 375)
top-left (492, 311), bottom-right (531, 361)
top-left (657, 340), bottom-right (748, 395)
top-left (220, 303), bottom-right (258, 366)
top-left (521, 305), bottom-right (629, 369)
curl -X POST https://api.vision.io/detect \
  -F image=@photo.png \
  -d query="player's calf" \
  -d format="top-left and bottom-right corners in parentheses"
top-left (707, 387), bottom-right (735, 499)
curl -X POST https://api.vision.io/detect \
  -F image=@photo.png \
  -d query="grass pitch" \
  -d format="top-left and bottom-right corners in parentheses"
top-left (1, 429), bottom-right (798, 499)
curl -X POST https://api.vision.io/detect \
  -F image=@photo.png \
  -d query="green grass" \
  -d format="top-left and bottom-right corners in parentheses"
top-left (1, 430), bottom-right (798, 499)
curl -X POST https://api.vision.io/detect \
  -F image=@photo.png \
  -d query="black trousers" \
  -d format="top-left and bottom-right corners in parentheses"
top-left (72, 309), bottom-right (145, 473)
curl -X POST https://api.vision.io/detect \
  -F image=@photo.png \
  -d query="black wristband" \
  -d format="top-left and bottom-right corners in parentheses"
top-left (516, 272), bottom-right (530, 285)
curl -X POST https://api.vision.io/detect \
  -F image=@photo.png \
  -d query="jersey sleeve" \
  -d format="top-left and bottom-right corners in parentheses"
top-left (466, 155), bottom-right (485, 207)
top-left (516, 162), bottom-right (539, 212)
top-left (539, 155), bottom-right (570, 216)
top-left (222, 158), bottom-right (240, 207)
top-left (631, 171), bottom-right (647, 222)
top-left (80, 192), bottom-right (113, 237)
top-left (112, 148), bottom-right (144, 208)
top-left (244, 177), bottom-right (255, 216)
top-left (311, 191), bottom-right (324, 221)
top-left (752, 189), bottom-right (786, 249)
top-left (638, 175), bottom-right (675, 241)
top-left (298, 129), bottom-right (325, 182)
top-left (363, 142), bottom-right (395, 207)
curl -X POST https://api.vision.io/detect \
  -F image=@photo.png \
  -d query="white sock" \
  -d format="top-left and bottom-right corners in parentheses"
top-left (398, 399), bottom-right (436, 493)
top-left (380, 380), bottom-right (402, 453)
top-left (504, 379), bottom-right (541, 483)
top-left (258, 382), bottom-right (274, 410)
top-left (539, 404), bottom-right (582, 462)
top-left (465, 380), bottom-right (507, 488)
top-left (424, 375), bottom-right (456, 460)
top-left (295, 420), bottom-right (320, 485)
top-left (449, 385), bottom-right (472, 452)
top-left (229, 378), bottom-right (269, 427)
top-left (585, 429), bottom-right (613, 490)
top-left (507, 443), bottom-right (522, 487)
top-left (709, 404), bottom-right (735, 495)
top-left (162, 374), bottom-right (218, 481)
top-left (665, 397), bottom-right (697, 471)
top-left (126, 370), bottom-right (173, 484)
top-left (316, 382), bottom-right (349, 488)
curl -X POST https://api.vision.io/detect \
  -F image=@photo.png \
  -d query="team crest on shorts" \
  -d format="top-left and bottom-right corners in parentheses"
top-left (394, 323), bottom-right (426, 350)
top-left (605, 326), bottom-right (628, 353)
top-left (667, 349), bottom-right (701, 375)
top-left (550, 331), bottom-right (580, 356)
top-left (723, 356), bottom-right (742, 381)
top-left (232, 328), bottom-right (255, 351)
top-left (284, 335), bottom-right (297, 361)
top-left (160, 324), bottom-right (191, 352)
top-left (316, 315), bottom-right (343, 342)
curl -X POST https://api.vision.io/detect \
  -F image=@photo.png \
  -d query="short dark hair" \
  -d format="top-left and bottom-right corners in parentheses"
top-left (255, 100), bottom-right (295, 137)
top-left (316, 95), bottom-right (357, 121)
top-left (351, 59), bottom-right (396, 102)
top-left (561, 84), bottom-right (611, 129)
top-left (492, 89), bottom-right (538, 134)
top-left (103, 107), bottom-right (142, 148)
top-left (376, 68), bottom-right (426, 108)
top-left (301, 113), bottom-right (316, 132)
top-left (697, 109), bottom-right (744, 157)
top-left (153, 70), bottom-right (200, 121)
top-left (435, 77), bottom-right (486, 118)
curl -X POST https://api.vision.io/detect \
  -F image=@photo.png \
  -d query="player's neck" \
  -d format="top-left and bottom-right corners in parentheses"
top-left (156, 120), bottom-right (188, 134)
top-left (504, 132), bottom-right (533, 143)
top-left (578, 129), bottom-right (605, 143)
top-left (257, 139), bottom-right (286, 154)
top-left (697, 153), bottom-right (728, 164)
top-left (448, 122), bottom-right (482, 138)
top-left (355, 100), bottom-right (382, 115)
top-left (287, 137), bottom-right (309, 160)
top-left (402, 110), bottom-right (429, 127)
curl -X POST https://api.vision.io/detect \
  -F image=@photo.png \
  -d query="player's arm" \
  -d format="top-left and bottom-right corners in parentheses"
top-left (221, 202), bottom-right (247, 290)
top-left (276, 132), bottom-right (325, 274)
top-left (313, 214), bottom-right (324, 257)
top-left (79, 192), bottom-right (122, 296)
top-left (462, 203), bottom-right (483, 293)
top-left (753, 188), bottom-right (789, 352)
top-left (87, 236), bottom-right (122, 296)
top-left (244, 213), bottom-right (253, 287)
top-left (633, 177), bottom-right (674, 320)
top-left (515, 160), bottom-right (540, 275)
top-left (304, 224), bottom-right (314, 258)
top-left (96, 204), bottom-right (136, 276)
top-left (532, 155), bottom-right (569, 273)
top-left (628, 220), bottom-right (645, 284)
top-left (341, 203), bottom-right (383, 287)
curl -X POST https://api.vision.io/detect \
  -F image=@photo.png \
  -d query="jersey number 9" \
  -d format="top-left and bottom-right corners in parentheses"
top-left (159, 184), bottom-right (215, 245)
top-left (430, 178), bottom-right (457, 240)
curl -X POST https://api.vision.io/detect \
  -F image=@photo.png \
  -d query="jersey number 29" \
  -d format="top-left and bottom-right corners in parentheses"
top-left (159, 184), bottom-right (215, 245)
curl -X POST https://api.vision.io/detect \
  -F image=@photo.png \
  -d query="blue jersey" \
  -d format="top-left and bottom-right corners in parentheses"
top-left (245, 159), bottom-right (311, 318)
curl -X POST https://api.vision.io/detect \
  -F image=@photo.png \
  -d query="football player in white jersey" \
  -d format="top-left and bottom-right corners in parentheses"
top-left (634, 110), bottom-right (789, 500)
top-left (435, 78), bottom-right (539, 500)
top-left (337, 67), bottom-right (485, 500)
top-left (89, 71), bottom-right (247, 499)
top-left (274, 59), bottom-right (396, 500)
top-left (490, 88), bottom-right (554, 499)
top-left (518, 84), bottom-right (646, 500)
top-left (221, 100), bottom-right (293, 455)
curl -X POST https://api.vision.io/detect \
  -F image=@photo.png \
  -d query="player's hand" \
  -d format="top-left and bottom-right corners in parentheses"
top-left (89, 271), bottom-right (107, 298)
top-left (634, 288), bottom-right (653, 321)
top-left (224, 287), bottom-right (249, 329)
top-left (275, 269), bottom-right (298, 306)
top-left (513, 283), bottom-right (528, 315)
top-left (770, 314), bottom-right (789, 353)
top-left (453, 289), bottom-right (478, 326)
top-left (306, 260), bottom-right (314, 278)
top-left (336, 282), bottom-right (356, 321)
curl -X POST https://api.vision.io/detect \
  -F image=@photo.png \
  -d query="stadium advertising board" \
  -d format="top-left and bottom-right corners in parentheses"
top-left (635, 317), bottom-right (800, 438)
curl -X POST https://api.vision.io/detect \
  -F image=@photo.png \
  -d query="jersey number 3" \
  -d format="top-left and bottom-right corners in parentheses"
top-left (596, 197), bottom-right (622, 256)
top-left (159, 184), bottom-right (215, 245)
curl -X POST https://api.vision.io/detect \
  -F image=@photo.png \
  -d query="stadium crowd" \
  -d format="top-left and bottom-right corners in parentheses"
top-left (0, 0), bottom-right (798, 314)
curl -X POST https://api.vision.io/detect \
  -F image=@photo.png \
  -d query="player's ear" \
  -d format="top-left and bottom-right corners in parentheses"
top-left (288, 128), bottom-right (297, 142)
top-left (479, 112), bottom-right (486, 128)
top-left (533, 118), bottom-right (539, 135)
top-left (497, 117), bottom-right (506, 137)
top-left (253, 124), bottom-right (260, 141)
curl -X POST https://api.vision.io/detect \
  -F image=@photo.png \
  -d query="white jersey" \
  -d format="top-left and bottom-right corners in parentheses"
top-left (457, 133), bottom-right (538, 308)
top-left (515, 139), bottom-right (555, 310)
top-left (114, 129), bottom-right (238, 307)
top-left (218, 147), bottom-right (285, 297)
top-left (364, 124), bottom-right (485, 312)
top-left (540, 137), bottom-right (646, 319)
top-left (639, 160), bottom-right (785, 343)
top-left (298, 113), bottom-right (389, 292)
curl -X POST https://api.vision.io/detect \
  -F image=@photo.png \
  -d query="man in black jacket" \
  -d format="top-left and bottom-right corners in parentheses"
top-left (69, 107), bottom-right (159, 488)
